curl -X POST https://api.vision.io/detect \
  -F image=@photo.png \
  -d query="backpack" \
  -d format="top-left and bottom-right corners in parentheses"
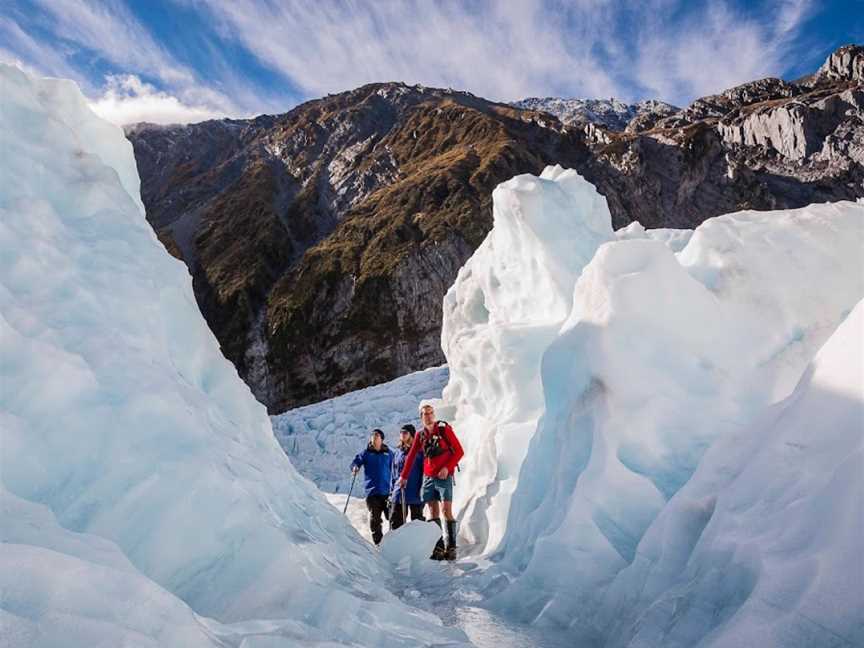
top-left (422, 421), bottom-right (461, 472)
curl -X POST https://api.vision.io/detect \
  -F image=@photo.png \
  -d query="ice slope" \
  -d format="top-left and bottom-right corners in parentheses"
top-left (272, 365), bottom-right (449, 492)
top-left (0, 486), bottom-right (219, 647)
top-left (438, 165), bottom-right (863, 636)
top-left (596, 300), bottom-right (864, 647)
top-left (0, 64), bottom-right (466, 647)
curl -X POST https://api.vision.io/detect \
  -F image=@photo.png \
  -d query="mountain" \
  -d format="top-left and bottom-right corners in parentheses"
top-left (127, 44), bottom-right (864, 413)
top-left (128, 87), bottom-right (588, 412)
top-left (510, 97), bottom-right (679, 131)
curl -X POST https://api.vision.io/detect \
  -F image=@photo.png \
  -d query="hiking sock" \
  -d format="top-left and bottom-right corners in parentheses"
top-left (445, 520), bottom-right (458, 561)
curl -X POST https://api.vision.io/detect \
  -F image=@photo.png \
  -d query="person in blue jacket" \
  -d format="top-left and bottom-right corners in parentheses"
top-left (350, 428), bottom-right (393, 545)
top-left (389, 423), bottom-right (425, 530)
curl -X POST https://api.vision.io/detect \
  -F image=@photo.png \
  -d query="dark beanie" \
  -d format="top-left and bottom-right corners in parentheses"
top-left (400, 423), bottom-right (416, 436)
top-left (372, 428), bottom-right (385, 440)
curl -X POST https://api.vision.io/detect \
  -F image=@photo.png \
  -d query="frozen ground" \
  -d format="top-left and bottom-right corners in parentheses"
top-left (326, 494), bottom-right (577, 648)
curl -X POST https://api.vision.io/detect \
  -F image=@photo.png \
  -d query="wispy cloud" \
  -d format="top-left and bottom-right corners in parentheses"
top-left (185, 0), bottom-right (620, 101)
top-left (186, 0), bottom-right (817, 106)
top-left (0, 16), bottom-right (84, 85)
top-left (1, 0), bottom-right (833, 125)
top-left (5, 0), bottom-right (248, 122)
top-left (30, 0), bottom-right (195, 85)
top-left (633, 0), bottom-right (815, 100)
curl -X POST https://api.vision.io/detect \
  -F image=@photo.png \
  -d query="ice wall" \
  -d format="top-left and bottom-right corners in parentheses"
top-left (597, 299), bottom-right (864, 647)
top-left (0, 64), bottom-right (465, 646)
top-left (442, 166), bottom-right (613, 552)
top-left (489, 201), bottom-right (863, 631)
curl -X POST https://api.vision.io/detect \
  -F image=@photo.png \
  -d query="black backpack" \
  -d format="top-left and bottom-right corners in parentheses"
top-left (422, 421), bottom-right (461, 472)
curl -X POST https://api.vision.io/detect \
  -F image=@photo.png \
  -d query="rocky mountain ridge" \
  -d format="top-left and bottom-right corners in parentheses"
top-left (128, 44), bottom-right (863, 413)
top-left (511, 96), bottom-right (679, 131)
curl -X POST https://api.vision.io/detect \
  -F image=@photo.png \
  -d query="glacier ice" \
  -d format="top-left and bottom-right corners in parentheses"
top-left (442, 166), bottom-right (614, 553)
top-left (272, 365), bottom-right (448, 492)
top-left (596, 299), bottom-right (864, 647)
top-left (437, 162), bottom-right (863, 642)
top-left (0, 64), bottom-right (467, 646)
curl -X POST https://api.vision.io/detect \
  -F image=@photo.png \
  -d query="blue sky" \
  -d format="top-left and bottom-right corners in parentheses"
top-left (2, 0), bottom-right (860, 125)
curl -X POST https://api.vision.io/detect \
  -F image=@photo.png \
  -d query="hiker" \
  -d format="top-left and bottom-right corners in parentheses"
top-left (399, 402), bottom-right (464, 560)
top-left (389, 423), bottom-right (425, 530)
top-left (350, 429), bottom-right (393, 545)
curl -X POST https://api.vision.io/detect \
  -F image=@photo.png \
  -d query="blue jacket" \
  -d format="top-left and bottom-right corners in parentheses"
top-left (351, 444), bottom-right (393, 497)
top-left (390, 444), bottom-right (423, 505)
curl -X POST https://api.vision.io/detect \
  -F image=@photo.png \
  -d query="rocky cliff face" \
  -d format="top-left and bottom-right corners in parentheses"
top-left (128, 45), bottom-right (863, 413)
top-left (574, 44), bottom-right (863, 229)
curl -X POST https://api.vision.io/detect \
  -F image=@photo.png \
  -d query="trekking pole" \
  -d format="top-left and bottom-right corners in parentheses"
top-left (387, 495), bottom-right (397, 522)
top-left (387, 451), bottom-right (397, 522)
top-left (401, 492), bottom-right (407, 523)
top-left (344, 471), bottom-right (358, 515)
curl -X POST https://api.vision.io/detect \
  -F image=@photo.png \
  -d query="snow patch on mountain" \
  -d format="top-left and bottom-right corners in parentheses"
top-left (512, 97), bottom-right (678, 131)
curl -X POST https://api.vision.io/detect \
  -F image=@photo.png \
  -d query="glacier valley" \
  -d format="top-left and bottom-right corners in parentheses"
top-left (3, 63), bottom-right (862, 648)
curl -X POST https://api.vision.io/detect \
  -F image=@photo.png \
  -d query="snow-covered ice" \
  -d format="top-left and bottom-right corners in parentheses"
top-left (0, 64), bottom-right (467, 647)
top-left (379, 521), bottom-right (443, 567)
top-left (272, 365), bottom-right (448, 492)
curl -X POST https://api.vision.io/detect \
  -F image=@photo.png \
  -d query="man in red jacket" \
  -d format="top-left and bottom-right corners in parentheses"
top-left (399, 402), bottom-right (464, 560)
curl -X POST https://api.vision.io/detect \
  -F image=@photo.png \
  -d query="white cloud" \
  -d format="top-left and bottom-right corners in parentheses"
top-left (88, 74), bottom-right (231, 125)
top-left (13, 0), bottom-right (252, 118)
top-left (4, 0), bottom-right (820, 122)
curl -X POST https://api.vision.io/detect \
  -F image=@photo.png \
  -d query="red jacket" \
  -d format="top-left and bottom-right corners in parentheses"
top-left (401, 421), bottom-right (464, 480)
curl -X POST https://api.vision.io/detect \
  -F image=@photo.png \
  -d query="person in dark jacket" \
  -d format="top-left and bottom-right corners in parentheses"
top-left (389, 424), bottom-right (425, 530)
top-left (350, 429), bottom-right (393, 545)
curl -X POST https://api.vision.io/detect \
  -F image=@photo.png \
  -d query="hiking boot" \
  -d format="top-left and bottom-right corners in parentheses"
top-left (444, 520), bottom-right (458, 561)
top-left (431, 539), bottom-right (446, 560)
top-left (430, 518), bottom-right (446, 560)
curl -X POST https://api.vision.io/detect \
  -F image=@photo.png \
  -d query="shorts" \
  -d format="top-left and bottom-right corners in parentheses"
top-left (421, 475), bottom-right (454, 502)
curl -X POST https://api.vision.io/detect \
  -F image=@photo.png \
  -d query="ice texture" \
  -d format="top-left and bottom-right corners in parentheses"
top-left (442, 166), bottom-right (614, 553)
top-left (595, 299), bottom-right (864, 647)
top-left (0, 64), bottom-right (466, 647)
top-left (379, 521), bottom-right (443, 567)
top-left (272, 365), bottom-right (449, 492)
top-left (438, 164), bottom-right (863, 642)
